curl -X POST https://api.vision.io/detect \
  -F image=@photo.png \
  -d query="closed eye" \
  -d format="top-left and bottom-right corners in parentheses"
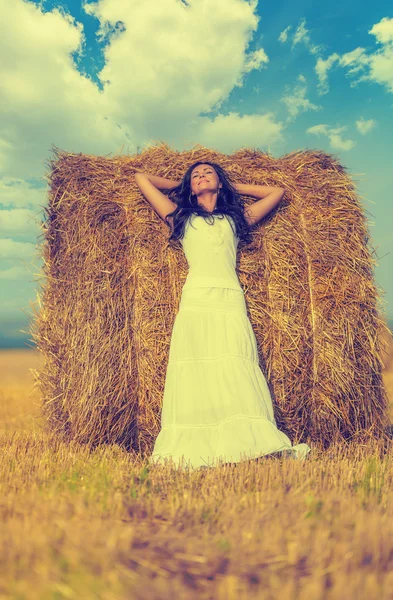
top-left (192, 170), bottom-right (212, 178)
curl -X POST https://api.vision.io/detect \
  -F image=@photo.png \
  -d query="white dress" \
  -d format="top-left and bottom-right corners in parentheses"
top-left (149, 213), bottom-right (311, 469)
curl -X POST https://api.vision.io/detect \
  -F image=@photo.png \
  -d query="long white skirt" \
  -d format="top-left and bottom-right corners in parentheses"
top-left (149, 286), bottom-right (311, 470)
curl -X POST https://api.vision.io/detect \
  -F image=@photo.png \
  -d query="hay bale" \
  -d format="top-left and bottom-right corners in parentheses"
top-left (29, 143), bottom-right (391, 453)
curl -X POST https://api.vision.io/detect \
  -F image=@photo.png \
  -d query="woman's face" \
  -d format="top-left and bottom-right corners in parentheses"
top-left (190, 164), bottom-right (221, 196)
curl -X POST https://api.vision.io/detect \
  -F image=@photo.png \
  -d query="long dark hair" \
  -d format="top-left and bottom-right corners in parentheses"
top-left (165, 161), bottom-right (253, 245)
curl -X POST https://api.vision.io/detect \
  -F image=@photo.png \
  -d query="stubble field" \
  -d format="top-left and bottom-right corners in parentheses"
top-left (1, 333), bottom-right (393, 599)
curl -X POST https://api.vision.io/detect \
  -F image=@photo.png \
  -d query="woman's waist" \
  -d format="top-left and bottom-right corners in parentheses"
top-left (179, 286), bottom-right (246, 313)
top-left (182, 274), bottom-right (242, 291)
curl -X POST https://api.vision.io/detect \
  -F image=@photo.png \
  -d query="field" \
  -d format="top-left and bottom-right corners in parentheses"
top-left (1, 335), bottom-right (393, 600)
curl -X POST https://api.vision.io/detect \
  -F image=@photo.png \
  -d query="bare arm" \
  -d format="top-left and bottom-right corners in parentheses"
top-left (135, 171), bottom-right (181, 191)
top-left (233, 182), bottom-right (285, 226)
top-left (134, 172), bottom-right (180, 229)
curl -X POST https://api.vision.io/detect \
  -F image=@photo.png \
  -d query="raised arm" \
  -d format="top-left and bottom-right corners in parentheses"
top-left (134, 172), bottom-right (181, 229)
top-left (234, 182), bottom-right (285, 226)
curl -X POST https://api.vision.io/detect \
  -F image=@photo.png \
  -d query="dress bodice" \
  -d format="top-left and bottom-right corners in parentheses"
top-left (181, 213), bottom-right (242, 291)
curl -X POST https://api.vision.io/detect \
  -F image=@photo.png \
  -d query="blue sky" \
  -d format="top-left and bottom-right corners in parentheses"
top-left (1, 0), bottom-right (392, 347)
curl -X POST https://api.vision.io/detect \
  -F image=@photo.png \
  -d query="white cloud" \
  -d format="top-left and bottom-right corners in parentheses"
top-left (315, 17), bottom-right (393, 95)
top-left (0, 177), bottom-right (47, 209)
top-left (279, 16), bottom-right (393, 99)
top-left (0, 238), bottom-right (36, 261)
top-left (244, 48), bottom-right (269, 73)
top-left (194, 111), bottom-right (284, 153)
top-left (0, 265), bottom-right (33, 280)
top-left (356, 118), bottom-right (376, 135)
top-left (278, 17), bottom-right (324, 55)
top-left (278, 25), bottom-right (292, 44)
top-left (366, 17), bottom-right (393, 93)
top-left (315, 53), bottom-right (340, 95)
top-left (0, 209), bottom-right (41, 236)
top-left (82, 0), bottom-right (264, 141)
top-left (0, 0), bottom-right (125, 178)
top-left (0, 0), bottom-right (276, 182)
top-left (338, 47), bottom-right (370, 77)
top-left (280, 74), bottom-right (322, 121)
top-left (306, 124), bottom-right (355, 151)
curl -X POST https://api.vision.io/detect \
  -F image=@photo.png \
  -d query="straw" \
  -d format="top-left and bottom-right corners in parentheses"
top-left (29, 143), bottom-right (391, 454)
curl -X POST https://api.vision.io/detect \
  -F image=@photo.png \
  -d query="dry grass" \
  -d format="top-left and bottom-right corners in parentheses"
top-left (30, 144), bottom-right (390, 454)
top-left (1, 345), bottom-right (393, 599)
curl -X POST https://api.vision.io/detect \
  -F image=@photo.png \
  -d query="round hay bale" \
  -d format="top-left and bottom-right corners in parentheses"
top-left (29, 143), bottom-right (391, 453)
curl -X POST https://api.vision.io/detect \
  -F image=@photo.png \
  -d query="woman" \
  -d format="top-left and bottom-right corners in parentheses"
top-left (135, 161), bottom-right (311, 470)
